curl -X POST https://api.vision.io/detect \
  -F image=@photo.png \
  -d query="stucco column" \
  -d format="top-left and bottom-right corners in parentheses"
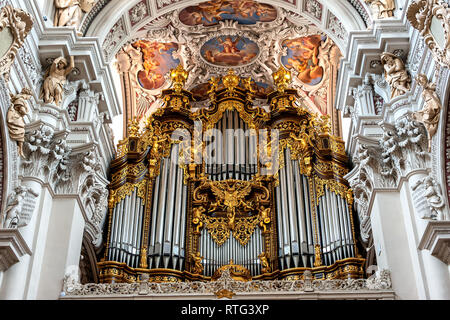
top-left (370, 191), bottom-right (419, 299)
top-left (34, 198), bottom-right (85, 299)
top-left (404, 173), bottom-right (450, 299)
top-left (0, 179), bottom-right (52, 300)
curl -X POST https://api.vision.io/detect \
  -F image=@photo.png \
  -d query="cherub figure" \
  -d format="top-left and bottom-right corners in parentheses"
top-left (258, 206), bottom-right (271, 233)
top-left (258, 252), bottom-right (271, 273)
top-left (192, 206), bottom-right (205, 234)
top-left (218, 36), bottom-right (241, 54)
top-left (191, 252), bottom-right (204, 274)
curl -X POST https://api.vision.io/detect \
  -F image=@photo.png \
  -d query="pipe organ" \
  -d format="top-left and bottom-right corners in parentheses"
top-left (99, 66), bottom-right (365, 283)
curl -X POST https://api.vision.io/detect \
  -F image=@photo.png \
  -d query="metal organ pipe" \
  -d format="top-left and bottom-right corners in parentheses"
top-left (172, 165), bottom-right (183, 270)
top-left (285, 149), bottom-right (300, 268)
top-left (279, 152), bottom-right (292, 269)
top-left (342, 197), bottom-right (355, 257)
top-left (163, 145), bottom-right (178, 269)
top-left (302, 175), bottom-right (314, 267)
top-left (292, 160), bottom-right (308, 267)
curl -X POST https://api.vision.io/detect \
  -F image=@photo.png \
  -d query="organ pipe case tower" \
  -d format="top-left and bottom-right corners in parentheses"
top-left (100, 66), bottom-right (364, 283)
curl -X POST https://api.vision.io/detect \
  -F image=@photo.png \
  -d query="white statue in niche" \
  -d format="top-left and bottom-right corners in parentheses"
top-left (54, 0), bottom-right (96, 28)
top-left (7, 88), bottom-right (32, 158)
top-left (411, 74), bottom-right (442, 152)
top-left (40, 56), bottom-right (75, 106)
top-left (381, 52), bottom-right (411, 99)
top-left (365, 0), bottom-right (395, 19)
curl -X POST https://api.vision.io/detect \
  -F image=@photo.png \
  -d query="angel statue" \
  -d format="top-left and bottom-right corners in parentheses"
top-left (40, 56), bottom-right (75, 106)
top-left (381, 52), bottom-right (411, 99)
top-left (54, 0), bottom-right (97, 28)
top-left (7, 88), bottom-right (32, 158)
top-left (2, 186), bottom-right (38, 228)
top-left (411, 74), bottom-right (442, 152)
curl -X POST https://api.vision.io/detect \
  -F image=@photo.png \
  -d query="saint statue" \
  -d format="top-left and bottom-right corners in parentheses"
top-left (411, 74), bottom-right (442, 152)
top-left (7, 88), bottom-right (32, 158)
top-left (40, 56), bottom-right (75, 106)
top-left (381, 52), bottom-right (411, 99)
top-left (54, 0), bottom-right (97, 28)
top-left (365, 0), bottom-right (395, 19)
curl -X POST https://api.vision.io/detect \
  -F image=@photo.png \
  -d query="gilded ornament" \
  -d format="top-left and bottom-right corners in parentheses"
top-left (258, 252), bottom-right (271, 273)
top-left (191, 252), bottom-right (204, 275)
top-left (258, 206), bottom-right (271, 233)
top-left (222, 69), bottom-right (240, 93)
top-left (170, 64), bottom-right (189, 93)
top-left (272, 66), bottom-right (292, 93)
top-left (313, 244), bottom-right (322, 267)
top-left (192, 206), bottom-right (205, 234)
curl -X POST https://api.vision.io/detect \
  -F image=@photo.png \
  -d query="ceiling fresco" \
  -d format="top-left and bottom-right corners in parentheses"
top-left (281, 35), bottom-right (325, 86)
top-left (178, 0), bottom-right (277, 26)
top-left (115, 0), bottom-right (342, 129)
top-left (132, 40), bottom-right (180, 90)
top-left (200, 36), bottom-right (260, 67)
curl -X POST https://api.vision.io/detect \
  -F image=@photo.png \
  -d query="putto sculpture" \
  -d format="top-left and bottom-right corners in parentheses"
top-left (40, 56), bottom-right (75, 106)
top-left (381, 52), bottom-right (411, 99)
top-left (411, 74), bottom-right (442, 152)
top-left (7, 88), bottom-right (32, 158)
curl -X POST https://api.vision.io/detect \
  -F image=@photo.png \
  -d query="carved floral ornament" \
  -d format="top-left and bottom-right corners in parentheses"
top-left (407, 0), bottom-right (450, 68)
top-left (0, 5), bottom-right (33, 81)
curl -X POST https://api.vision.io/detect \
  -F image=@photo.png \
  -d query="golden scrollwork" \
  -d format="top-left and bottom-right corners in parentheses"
top-left (272, 66), bottom-right (292, 93)
top-left (110, 179), bottom-right (148, 208)
top-left (222, 69), bottom-right (240, 94)
top-left (201, 215), bottom-right (261, 247)
top-left (215, 289), bottom-right (235, 299)
top-left (313, 244), bottom-right (322, 267)
top-left (170, 64), bottom-right (189, 93)
top-left (211, 259), bottom-right (252, 281)
top-left (314, 175), bottom-right (350, 204)
top-left (232, 215), bottom-right (261, 246)
top-left (202, 216), bottom-right (230, 246)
